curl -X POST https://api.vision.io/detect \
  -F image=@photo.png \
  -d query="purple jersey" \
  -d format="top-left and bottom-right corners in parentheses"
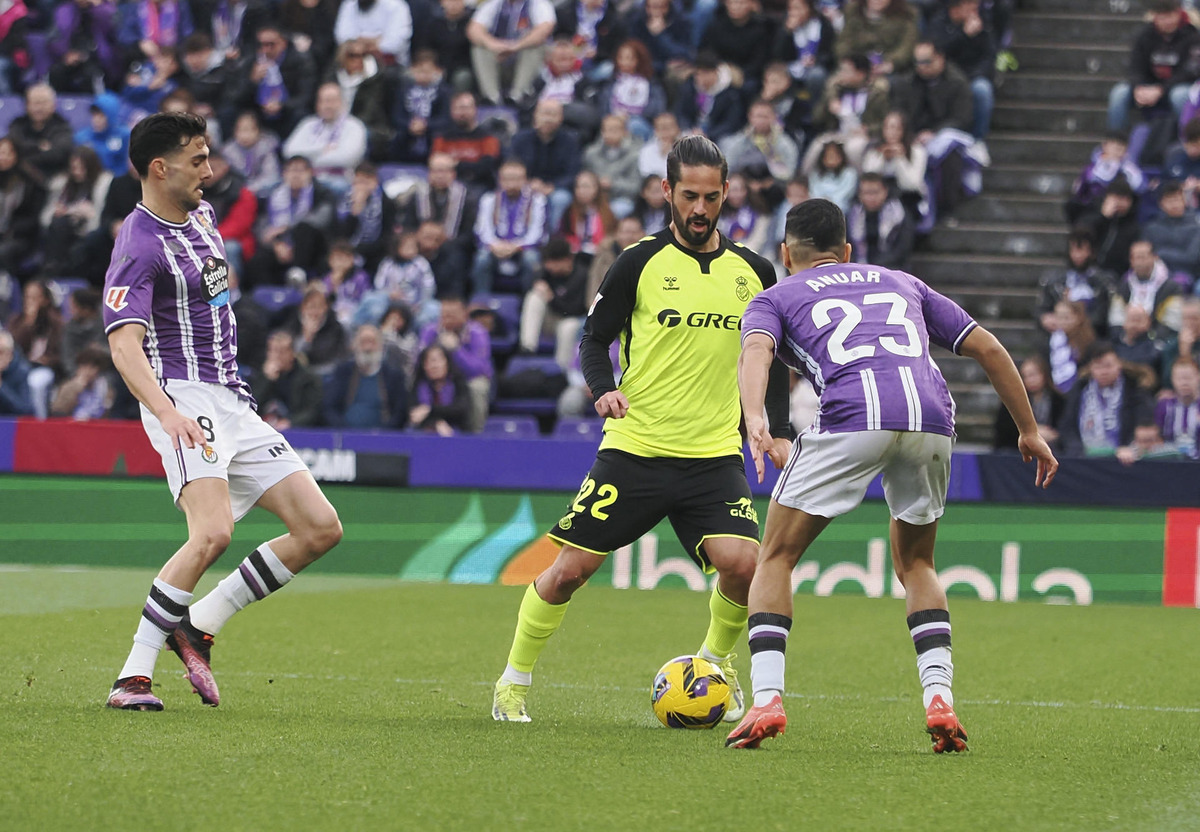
top-left (742, 263), bottom-right (976, 436)
top-left (102, 202), bottom-right (249, 397)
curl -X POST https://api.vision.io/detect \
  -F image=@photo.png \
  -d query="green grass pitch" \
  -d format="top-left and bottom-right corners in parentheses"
top-left (3, 566), bottom-right (1200, 831)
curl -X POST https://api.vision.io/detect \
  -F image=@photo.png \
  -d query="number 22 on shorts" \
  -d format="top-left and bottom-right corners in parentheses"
top-left (571, 476), bottom-right (619, 520)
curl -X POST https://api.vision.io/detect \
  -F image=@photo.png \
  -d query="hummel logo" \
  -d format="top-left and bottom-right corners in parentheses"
top-left (663, 276), bottom-right (679, 291)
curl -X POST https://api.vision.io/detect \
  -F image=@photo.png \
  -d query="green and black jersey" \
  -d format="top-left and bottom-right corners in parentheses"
top-left (580, 227), bottom-right (792, 459)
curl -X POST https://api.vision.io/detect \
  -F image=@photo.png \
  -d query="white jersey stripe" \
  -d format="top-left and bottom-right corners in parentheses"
top-left (786, 335), bottom-right (826, 392)
top-left (145, 314), bottom-right (162, 378)
top-left (859, 369), bottom-right (880, 430)
top-left (159, 235), bottom-right (200, 382)
top-left (900, 366), bottom-right (922, 432)
top-left (172, 227), bottom-right (228, 387)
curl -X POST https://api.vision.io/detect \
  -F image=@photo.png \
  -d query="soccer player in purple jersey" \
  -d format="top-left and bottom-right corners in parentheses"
top-left (725, 198), bottom-right (1058, 751)
top-left (103, 113), bottom-right (343, 711)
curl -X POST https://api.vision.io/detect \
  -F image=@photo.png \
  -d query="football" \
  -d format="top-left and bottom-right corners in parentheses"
top-left (651, 655), bottom-right (731, 729)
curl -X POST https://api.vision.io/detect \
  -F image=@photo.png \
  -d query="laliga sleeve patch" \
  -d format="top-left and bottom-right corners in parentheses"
top-left (105, 286), bottom-right (130, 312)
top-left (201, 256), bottom-right (231, 307)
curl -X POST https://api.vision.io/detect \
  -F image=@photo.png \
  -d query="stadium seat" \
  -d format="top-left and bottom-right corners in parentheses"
top-left (48, 278), bottom-right (89, 321)
top-left (553, 417), bottom-right (604, 441)
top-left (481, 414), bottom-right (541, 438)
top-left (0, 95), bottom-right (21, 134)
top-left (252, 285), bottom-right (303, 314)
top-left (57, 95), bottom-right (94, 134)
top-left (492, 354), bottom-right (565, 417)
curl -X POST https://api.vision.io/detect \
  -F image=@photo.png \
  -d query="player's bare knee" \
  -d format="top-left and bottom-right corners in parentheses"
top-left (191, 525), bottom-right (233, 565)
top-left (307, 511), bottom-right (343, 555)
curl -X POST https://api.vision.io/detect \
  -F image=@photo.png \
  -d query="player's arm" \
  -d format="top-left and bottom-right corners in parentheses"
top-left (580, 250), bottom-right (640, 419)
top-left (108, 323), bottom-right (206, 451)
top-left (745, 249), bottom-right (796, 455)
top-left (960, 326), bottom-right (1058, 488)
top-left (738, 332), bottom-right (777, 484)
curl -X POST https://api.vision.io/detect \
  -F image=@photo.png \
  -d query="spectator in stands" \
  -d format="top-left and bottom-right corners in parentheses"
top-left (1160, 297), bottom-right (1200, 383)
top-left (721, 99), bottom-right (801, 184)
top-left (1114, 304), bottom-right (1165, 377)
top-left (928, 0), bottom-right (995, 141)
top-left (809, 54), bottom-right (890, 169)
top-left (511, 99), bottom-right (580, 232)
top-left (1156, 358), bottom-right (1200, 457)
top-left (769, 172), bottom-right (811, 261)
top-left (8, 84), bottom-right (74, 188)
top-left (390, 49), bottom-right (453, 164)
top-left (335, 161), bottom-right (394, 274)
top-left (223, 111), bottom-right (281, 198)
top-left (1065, 132), bottom-right (1145, 224)
top-left (1079, 177), bottom-right (1142, 277)
top-left (467, 0), bottom-right (556, 106)
top-left (179, 33), bottom-right (231, 111)
top-left (1046, 299), bottom-right (1096, 394)
top-left (836, 0), bottom-right (918, 78)
top-left (1165, 118), bottom-right (1200, 208)
top-left (48, 0), bottom-right (122, 94)
top-left (808, 140), bottom-right (858, 213)
top-left (1037, 227), bottom-right (1116, 337)
top-left (771, 0), bottom-right (838, 104)
top-left (993, 355), bottom-right (1064, 453)
top-left (200, 148), bottom-right (257, 279)
top-left (587, 213), bottom-right (643, 304)
top-left (374, 229), bottom-right (439, 327)
top-left (1143, 181), bottom-right (1200, 283)
top-left (43, 146), bottom-right (111, 278)
top-left (418, 295), bottom-right (492, 432)
top-left (1059, 340), bottom-right (1155, 461)
top-left (117, 0), bottom-right (194, 65)
top-left (287, 282), bottom-right (348, 373)
top-left (0, 328), bottom-right (31, 415)
top-left (861, 110), bottom-right (928, 220)
top-left (519, 236), bottom-right (589, 368)
top-left (718, 171), bottom-right (771, 253)
top-left (758, 63), bottom-right (813, 151)
top-left (278, 0), bottom-right (340, 74)
top-left (558, 170), bottom-right (615, 261)
top-left (554, 0), bottom-right (626, 81)
top-left (1114, 240), bottom-right (1186, 335)
top-left (325, 38), bottom-right (393, 163)
top-left (631, 172), bottom-right (668, 233)
top-left (674, 52), bottom-right (745, 143)
top-left (283, 82), bottom-right (368, 188)
top-left (320, 238), bottom-right (372, 327)
top-left (1107, 0), bottom-right (1200, 133)
top-left (402, 152), bottom-right (477, 260)
top-left (430, 90), bottom-right (503, 190)
top-left (7, 279), bottom-right (62, 418)
top-left (379, 300), bottom-right (419, 378)
top-left (415, 0), bottom-right (474, 93)
top-left (409, 342), bottom-right (471, 435)
top-left (638, 111), bottom-right (680, 180)
top-left (0, 137), bottom-right (45, 279)
top-left (472, 157), bottom-right (547, 295)
top-left (892, 39), bottom-right (977, 220)
top-left (592, 39), bottom-right (665, 143)
top-left (520, 38), bottom-right (591, 133)
top-left (60, 287), bottom-right (105, 375)
top-left (190, 0), bottom-right (271, 60)
top-left (625, 0), bottom-right (693, 79)
top-left (847, 172), bottom-right (914, 269)
top-left (253, 155), bottom-right (338, 286)
top-left (117, 49), bottom-right (182, 122)
top-left (254, 329), bottom-right (324, 428)
top-left (72, 93), bottom-right (128, 178)
top-left (323, 322), bottom-right (408, 428)
top-left (583, 114), bottom-right (642, 218)
top-left (49, 343), bottom-right (111, 419)
top-left (226, 23), bottom-right (318, 138)
top-left (334, 0), bottom-right (413, 66)
top-left (414, 220), bottom-right (468, 299)
top-left (700, 0), bottom-right (773, 94)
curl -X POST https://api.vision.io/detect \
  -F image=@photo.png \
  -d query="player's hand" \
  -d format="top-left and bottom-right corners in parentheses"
top-left (160, 408), bottom-right (207, 451)
top-left (594, 390), bottom-right (629, 419)
top-left (1018, 432), bottom-right (1058, 488)
top-left (745, 416), bottom-right (773, 483)
top-left (766, 437), bottom-right (792, 471)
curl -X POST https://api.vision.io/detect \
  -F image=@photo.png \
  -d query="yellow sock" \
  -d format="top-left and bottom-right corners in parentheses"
top-left (702, 584), bottom-right (747, 660)
top-left (506, 583), bottom-right (570, 674)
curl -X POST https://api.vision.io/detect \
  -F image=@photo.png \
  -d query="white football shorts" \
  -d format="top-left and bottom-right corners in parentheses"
top-left (142, 379), bottom-right (310, 520)
top-left (773, 429), bottom-right (953, 525)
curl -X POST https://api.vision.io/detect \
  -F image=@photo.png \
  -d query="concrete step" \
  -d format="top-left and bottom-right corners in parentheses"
top-left (948, 382), bottom-right (1001, 415)
top-left (1020, 0), bottom-right (1143, 16)
top-left (956, 194), bottom-right (1065, 224)
top-left (1007, 44), bottom-right (1128, 76)
top-left (923, 222), bottom-right (1068, 258)
top-left (983, 164), bottom-right (1077, 196)
top-left (987, 132), bottom-right (1102, 166)
top-left (1012, 13), bottom-right (1141, 44)
top-left (954, 413), bottom-right (996, 447)
top-left (1000, 71), bottom-right (1121, 102)
top-left (991, 101), bottom-right (1108, 135)
top-left (939, 285), bottom-right (1041, 319)
top-left (937, 355), bottom-right (991, 385)
top-left (908, 253), bottom-right (1062, 288)
top-left (979, 318), bottom-right (1044, 355)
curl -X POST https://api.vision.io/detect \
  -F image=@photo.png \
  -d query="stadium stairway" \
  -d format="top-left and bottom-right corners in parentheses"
top-left (914, 0), bottom-right (1142, 446)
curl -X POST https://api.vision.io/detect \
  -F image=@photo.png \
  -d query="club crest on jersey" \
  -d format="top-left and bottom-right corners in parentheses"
top-left (201, 256), bottom-right (230, 307)
top-left (663, 276), bottom-right (679, 291)
top-left (197, 211), bottom-right (214, 234)
top-left (201, 444), bottom-right (218, 464)
top-left (735, 275), bottom-right (750, 302)
top-left (105, 286), bottom-right (130, 312)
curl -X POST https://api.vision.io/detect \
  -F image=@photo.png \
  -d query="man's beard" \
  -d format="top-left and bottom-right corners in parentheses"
top-left (671, 201), bottom-right (718, 248)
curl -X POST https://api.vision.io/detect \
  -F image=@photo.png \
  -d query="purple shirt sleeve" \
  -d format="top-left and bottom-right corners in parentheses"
top-left (741, 292), bottom-right (785, 351)
top-left (915, 277), bottom-right (976, 354)
top-left (453, 321), bottom-right (494, 379)
top-left (102, 231), bottom-right (158, 334)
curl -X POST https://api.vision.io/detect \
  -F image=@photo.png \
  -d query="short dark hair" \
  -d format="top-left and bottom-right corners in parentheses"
top-left (71, 287), bottom-right (101, 311)
top-left (1106, 176), bottom-right (1135, 200)
top-left (694, 51), bottom-right (720, 72)
top-left (128, 111), bottom-right (208, 177)
top-left (784, 198), bottom-right (846, 254)
top-left (1103, 130), bottom-right (1129, 145)
top-left (859, 171), bottom-right (886, 187)
top-left (844, 53), bottom-right (871, 75)
top-left (182, 33), bottom-right (213, 54)
top-left (1083, 339), bottom-right (1118, 365)
top-left (914, 38), bottom-right (941, 56)
top-left (354, 161), bottom-right (378, 178)
top-left (542, 236), bottom-right (574, 261)
top-left (1067, 225), bottom-right (1094, 247)
top-left (1149, 0), bottom-right (1180, 12)
top-left (1160, 180), bottom-right (1185, 199)
top-left (283, 154), bottom-right (312, 169)
top-left (666, 135), bottom-right (727, 188)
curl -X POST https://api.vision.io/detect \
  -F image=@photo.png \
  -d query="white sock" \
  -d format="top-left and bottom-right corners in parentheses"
top-left (500, 664), bottom-right (532, 686)
top-left (189, 543), bottom-right (294, 636)
top-left (118, 579), bottom-right (192, 680)
top-left (698, 644), bottom-right (724, 663)
top-left (750, 651), bottom-right (785, 707)
top-left (918, 647), bottom-right (954, 708)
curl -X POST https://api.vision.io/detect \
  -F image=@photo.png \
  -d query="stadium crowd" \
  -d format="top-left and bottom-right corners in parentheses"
top-left (1016, 0), bottom-right (1200, 463)
top-left (0, 0), bottom-right (1011, 435)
